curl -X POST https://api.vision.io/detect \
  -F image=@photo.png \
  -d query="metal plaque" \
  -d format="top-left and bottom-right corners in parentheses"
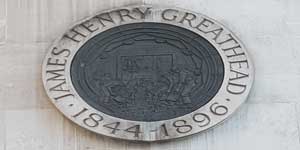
top-left (42, 5), bottom-right (254, 141)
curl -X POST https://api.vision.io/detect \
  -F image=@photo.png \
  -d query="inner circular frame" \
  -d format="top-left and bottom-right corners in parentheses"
top-left (70, 22), bottom-right (225, 122)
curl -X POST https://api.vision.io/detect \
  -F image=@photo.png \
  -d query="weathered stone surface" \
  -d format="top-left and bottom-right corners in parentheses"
top-left (207, 103), bottom-right (300, 150)
top-left (0, 0), bottom-right (6, 20)
top-left (0, 110), bottom-right (4, 150)
top-left (0, 22), bottom-right (5, 45)
top-left (0, 43), bottom-right (52, 110)
top-left (5, 109), bottom-right (63, 150)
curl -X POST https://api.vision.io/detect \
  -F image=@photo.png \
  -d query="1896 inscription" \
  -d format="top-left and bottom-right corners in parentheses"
top-left (42, 5), bottom-right (253, 141)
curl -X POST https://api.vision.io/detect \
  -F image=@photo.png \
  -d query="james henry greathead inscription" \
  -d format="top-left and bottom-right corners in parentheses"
top-left (42, 5), bottom-right (254, 141)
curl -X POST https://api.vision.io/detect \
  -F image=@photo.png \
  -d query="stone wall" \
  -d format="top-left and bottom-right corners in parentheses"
top-left (0, 0), bottom-right (300, 149)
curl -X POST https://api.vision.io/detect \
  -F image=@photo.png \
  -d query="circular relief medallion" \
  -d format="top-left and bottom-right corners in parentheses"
top-left (42, 5), bottom-right (254, 141)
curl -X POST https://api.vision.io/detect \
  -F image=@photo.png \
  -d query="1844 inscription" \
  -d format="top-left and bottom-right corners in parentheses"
top-left (42, 5), bottom-right (254, 141)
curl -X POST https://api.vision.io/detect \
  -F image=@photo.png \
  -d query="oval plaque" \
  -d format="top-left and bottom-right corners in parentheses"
top-left (42, 5), bottom-right (254, 141)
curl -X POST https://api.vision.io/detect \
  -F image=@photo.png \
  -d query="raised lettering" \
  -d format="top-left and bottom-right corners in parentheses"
top-left (94, 12), bottom-right (115, 27)
top-left (46, 69), bottom-right (65, 81)
top-left (194, 18), bottom-right (214, 33)
top-left (173, 120), bottom-right (193, 134)
top-left (51, 47), bottom-right (71, 57)
top-left (217, 33), bottom-right (238, 45)
top-left (179, 12), bottom-right (196, 27)
top-left (227, 82), bottom-right (247, 95)
top-left (64, 28), bottom-right (87, 43)
top-left (161, 9), bottom-right (179, 21)
top-left (54, 93), bottom-right (74, 101)
top-left (222, 45), bottom-right (246, 59)
top-left (229, 60), bottom-right (249, 69)
top-left (47, 58), bottom-right (66, 66)
top-left (49, 81), bottom-right (69, 92)
top-left (206, 27), bottom-right (224, 41)
top-left (81, 20), bottom-right (99, 33)
top-left (115, 9), bottom-right (136, 22)
top-left (133, 7), bottom-right (151, 19)
top-left (230, 69), bottom-right (249, 81)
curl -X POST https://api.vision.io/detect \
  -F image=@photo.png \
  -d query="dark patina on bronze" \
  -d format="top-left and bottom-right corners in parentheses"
top-left (70, 22), bottom-right (224, 121)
